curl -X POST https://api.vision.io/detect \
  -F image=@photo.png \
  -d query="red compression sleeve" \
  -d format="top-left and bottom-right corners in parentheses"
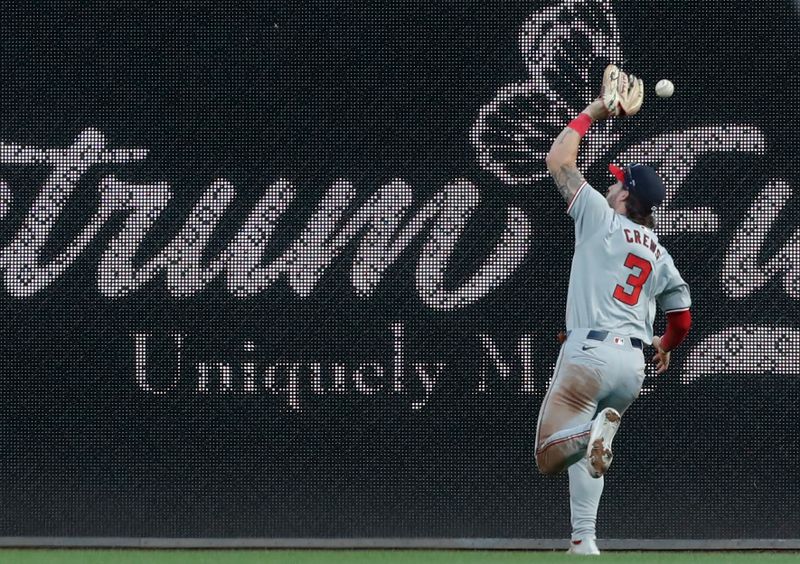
top-left (567, 113), bottom-right (593, 138)
top-left (660, 310), bottom-right (692, 351)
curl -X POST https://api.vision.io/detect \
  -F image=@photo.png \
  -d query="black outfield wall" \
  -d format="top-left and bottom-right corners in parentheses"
top-left (0, 0), bottom-right (798, 541)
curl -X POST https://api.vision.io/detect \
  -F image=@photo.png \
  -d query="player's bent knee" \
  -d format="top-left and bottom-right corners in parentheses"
top-left (535, 450), bottom-right (563, 475)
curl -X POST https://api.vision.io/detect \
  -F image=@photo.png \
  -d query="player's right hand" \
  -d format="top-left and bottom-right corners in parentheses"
top-left (651, 336), bottom-right (671, 374)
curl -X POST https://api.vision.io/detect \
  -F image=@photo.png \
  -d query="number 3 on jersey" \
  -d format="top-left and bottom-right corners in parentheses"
top-left (613, 253), bottom-right (652, 306)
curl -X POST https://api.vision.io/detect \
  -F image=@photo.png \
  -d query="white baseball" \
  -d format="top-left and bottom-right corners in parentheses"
top-left (655, 79), bottom-right (674, 98)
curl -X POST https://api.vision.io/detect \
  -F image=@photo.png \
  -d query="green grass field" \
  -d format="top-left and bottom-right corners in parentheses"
top-left (0, 550), bottom-right (798, 564)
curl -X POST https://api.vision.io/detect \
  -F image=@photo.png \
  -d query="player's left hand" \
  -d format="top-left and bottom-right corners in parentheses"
top-left (650, 336), bottom-right (671, 374)
top-left (601, 64), bottom-right (644, 117)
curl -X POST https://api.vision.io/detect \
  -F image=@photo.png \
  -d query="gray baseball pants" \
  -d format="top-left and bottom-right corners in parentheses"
top-left (534, 328), bottom-right (646, 539)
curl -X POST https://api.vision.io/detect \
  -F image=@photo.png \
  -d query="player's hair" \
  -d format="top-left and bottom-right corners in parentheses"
top-left (624, 192), bottom-right (656, 229)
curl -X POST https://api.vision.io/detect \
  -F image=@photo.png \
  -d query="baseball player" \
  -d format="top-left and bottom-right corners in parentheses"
top-left (535, 66), bottom-right (692, 556)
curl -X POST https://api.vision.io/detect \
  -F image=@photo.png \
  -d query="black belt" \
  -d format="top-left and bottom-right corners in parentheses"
top-left (568, 330), bottom-right (644, 350)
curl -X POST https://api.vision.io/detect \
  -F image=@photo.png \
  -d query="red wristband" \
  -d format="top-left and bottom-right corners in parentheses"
top-left (567, 113), bottom-right (593, 138)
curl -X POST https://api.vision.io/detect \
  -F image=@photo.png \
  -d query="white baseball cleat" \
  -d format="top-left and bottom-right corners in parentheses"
top-left (567, 536), bottom-right (600, 555)
top-left (586, 407), bottom-right (621, 478)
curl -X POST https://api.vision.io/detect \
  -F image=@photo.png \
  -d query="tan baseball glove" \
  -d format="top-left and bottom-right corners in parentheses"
top-left (601, 64), bottom-right (644, 117)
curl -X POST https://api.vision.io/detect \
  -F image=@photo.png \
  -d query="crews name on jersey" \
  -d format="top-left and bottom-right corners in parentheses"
top-left (623, 228), bottom-right (662, 259)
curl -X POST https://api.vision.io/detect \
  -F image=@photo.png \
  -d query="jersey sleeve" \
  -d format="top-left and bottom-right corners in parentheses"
top-left (654, 252), bottom-right (692, 313)
top-left (567, 182), bottom-right (614, 244)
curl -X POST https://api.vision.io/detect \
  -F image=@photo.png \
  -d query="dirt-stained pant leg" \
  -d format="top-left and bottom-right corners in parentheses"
top-left (535, 340), bottom-right (604, 475)
top-left (568, 343), bottom-right (645, 540)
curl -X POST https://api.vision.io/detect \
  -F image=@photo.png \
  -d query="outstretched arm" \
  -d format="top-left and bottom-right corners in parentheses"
top-left (545, 99), bottom-right (609, 203)
top-left (545, 128), bottom-right (585, 203)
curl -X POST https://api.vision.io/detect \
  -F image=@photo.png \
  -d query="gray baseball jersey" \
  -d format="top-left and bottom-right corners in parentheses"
top-left (565, 181), bottom-right (691, 343)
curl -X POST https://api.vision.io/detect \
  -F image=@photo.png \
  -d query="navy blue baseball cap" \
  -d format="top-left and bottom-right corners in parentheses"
top-left (608, 163), bottom-right (666, 211)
